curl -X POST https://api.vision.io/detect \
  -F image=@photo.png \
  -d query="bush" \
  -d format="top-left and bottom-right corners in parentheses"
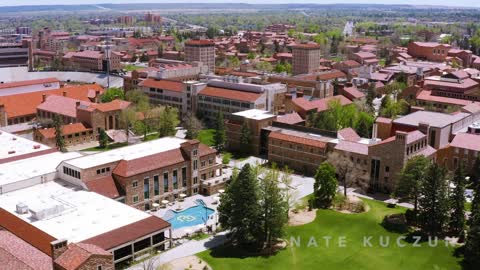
top-left (382, 213), bottom-right (408, 233)
top-left (404, 209), bottom-right (416, 226)
top-left (222, 152), bottom-right (232, 165)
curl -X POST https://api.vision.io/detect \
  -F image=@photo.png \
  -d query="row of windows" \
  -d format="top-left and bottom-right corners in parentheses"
top-left (406, 139), bottom-right (427, 155)
top-left (198, 96), bottom-right (252, 108)
top-left (63, 166), bottom-right (81, 179)
top-left (96, 167), bottom-right (111, 175)
top-left (270, 139), bottom-right (325, 155)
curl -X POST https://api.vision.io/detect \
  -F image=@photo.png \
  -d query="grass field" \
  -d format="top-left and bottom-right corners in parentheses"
top-left (198, 199), bottom-right (460, 270)
top-left (198, 129), bottom-right (215, 146)
top-left (81, 142), bottom-right (128, 152)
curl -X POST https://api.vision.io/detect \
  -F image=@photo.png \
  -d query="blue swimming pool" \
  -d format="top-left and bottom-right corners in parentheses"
top-left (165, 200), bottom-right (215, 229)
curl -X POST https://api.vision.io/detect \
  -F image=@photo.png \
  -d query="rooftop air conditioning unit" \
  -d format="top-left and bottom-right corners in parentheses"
top-left (16, 202), bottom-right (29, 214)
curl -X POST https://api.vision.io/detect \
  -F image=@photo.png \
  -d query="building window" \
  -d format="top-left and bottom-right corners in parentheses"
top-left (182, 167), bottom-right (187, 187)
top-left (193, 149), bottom-right (198, 156)
top-left (132, 181), bottom-right (138, 188)
top-left (201, 161), bottom-right (206, 167)
top-left (144, 178), bottom-right (150, 199)
top-left (97, 266), bottom-right (103, 270)
top-left (154, 175), bottom-right (159, 196)
top-left (173, 170), bottom-right (178, 189)
top-left (133, 195), bottom-right (139, 203)
top-left (193, 160), bottom-right (198, 170)
top-left (193, 177), bottom-right (198, 184)
top-left (385, 166), bottom-right (390, 172)
top-left (163, 172), bottom-right (169, 192)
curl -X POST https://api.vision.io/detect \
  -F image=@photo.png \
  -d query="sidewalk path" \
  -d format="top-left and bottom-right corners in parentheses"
top-left (127, 232), bottom-right (228, 270)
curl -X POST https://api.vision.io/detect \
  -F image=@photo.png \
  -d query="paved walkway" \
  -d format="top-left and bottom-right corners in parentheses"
top-left (127, 232), bottom-right (228, 270)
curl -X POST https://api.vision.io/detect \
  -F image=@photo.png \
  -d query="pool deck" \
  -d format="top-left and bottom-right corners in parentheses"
top-left (153, 193), bottom-right (221, 239)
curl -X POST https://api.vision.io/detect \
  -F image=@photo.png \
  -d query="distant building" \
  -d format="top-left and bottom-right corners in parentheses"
top-left (291, 43), bottom-right (321, 75)
top-left (145, 12), bottom-right (162, 24)
top-left (62, 50), bottom-right (122, 72)
top-left (16, 26), bottom-right (31, 35)
top-left (0, 40), bottom-right (30, 67)
top-left (407, 42), bottom-right (452, 62)
top-left (116, 15), bottom-right (135, 26)
top-left (185, 39), bottom-right (215, 73)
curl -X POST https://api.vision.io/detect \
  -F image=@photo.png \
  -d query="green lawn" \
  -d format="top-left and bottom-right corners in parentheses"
top-left (123, 64), bottom-right (144, 72)
top-left (81, 142), bottom-right (128, 152)
top-left (198, 199), bottom-right (460, 270)
top-left (465, 202), bottom-right (472, 211)
top-left (198, 129), bottom-right (215, 146)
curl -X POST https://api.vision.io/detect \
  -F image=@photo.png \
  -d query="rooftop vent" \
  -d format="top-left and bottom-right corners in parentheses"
top-left (16, 202), bottom-right (29, 214)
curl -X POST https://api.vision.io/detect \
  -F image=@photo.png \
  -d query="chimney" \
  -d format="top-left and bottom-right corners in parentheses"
top-left (50, 239), bottom-right (68, 260)
top-left (296, 90), bottom-right (304, 98)
top-left (395, 131), bottom-right (407, 145)
top-left (62, 91), bottom-right (67, 97)
top-left (42, 93), bottom-right (46, 103)
top-left (345, 82), bottom-right (353, 88)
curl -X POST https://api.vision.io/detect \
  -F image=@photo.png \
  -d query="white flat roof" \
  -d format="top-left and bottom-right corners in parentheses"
top-left (65, 137), bottom-right (186, 169)
top-left (233, 109), bottom-right (275, 120)
top-left (0, 131), bottom-right (50, 160)
top-left (0, 152), bottom-right (82, 187)
top-left (0, 181), bottom-right (150, 243)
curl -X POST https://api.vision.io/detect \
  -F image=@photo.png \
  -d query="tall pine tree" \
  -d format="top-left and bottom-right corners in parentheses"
top-left (314, 161), bottom-right (337, 208)
top-left (239, 122), bottom-right (252, 155)
top-left (395, 156), bottom-right (429, 225)
top-left (218, 164), bottom-right (263, 248)
top-left (260, 165), bottom-right (288, 249)
top-left (53, 114), bottom-right (66, 152)
top-left (463, 183), bottom-right (480, 269)
top-left (418, 163), bottom-right (449, 237)
top-left (213, 111), bottom-right (226, 152)
top-left (449, 163), bottom-right (466, 238)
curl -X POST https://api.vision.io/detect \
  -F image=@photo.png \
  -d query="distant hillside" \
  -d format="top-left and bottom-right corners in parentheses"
top-left (0, 2), bottom-right (474, 13)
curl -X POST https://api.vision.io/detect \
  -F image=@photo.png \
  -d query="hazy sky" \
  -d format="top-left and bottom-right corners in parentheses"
top-left (1, 0), bottom-right (479, 8)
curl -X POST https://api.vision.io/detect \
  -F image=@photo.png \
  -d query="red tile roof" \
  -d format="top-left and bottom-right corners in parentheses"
top-left (0, 78), bottom-right (59, 90)
top-left (0, 230), bottom-right (52, 270)
top-left (269, 131), bottom-right (327, 148)
top-left (185, 39), bottom-right (215, 46)
top-left (375, 117), bottom-right (392, 124)
top-left (450, 133), bottom-right (480, 151)
top-left (0, 208), bottom-right (56, 256)
top-left (275, 112), bottom-right (304, 125)
top-left (113, 148), bottom-right (185, 177)
top-left (38, 123), bottom-right (91, 139)
top-left (334, 140), bottom-right (369, 155)
top-left (424, 78), bottom-right (478, 92)
top-left (292, 43), bottom-right (321, 49)
top-left (140, 79), bottom-right (184, 92)
top-left (113, 144), bottom-right (215, 178)
top-left (292, 95), bottom-right (352, 112)
top-left (89, 99), bottom-right (131, 112)
top-left (342, 86), bottom-right (365, 100)
top-left (198, 86), bottom-right (262, 103)
top-left (85, 176), bottom-right (121, 199)
top-left (82, 216), bottom-right (170, 250)
top-left (37, 95), bottom-right (91, 118)
top-left (416, 90), bottom-right (473, 106)
top-left (295, 70), bottom-right (346, 81)
top-left (337, 128), bottom-right (361, 142)
top-left (0, 84), bottom-right (104, 118)
top-left (406, 130), bottom-right (426, 144)
top-left (54, 243), bottom-right (111, 270)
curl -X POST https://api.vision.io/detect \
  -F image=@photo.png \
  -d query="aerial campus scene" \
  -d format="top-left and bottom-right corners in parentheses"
top-left (0, 0), bottom-right (480, 269)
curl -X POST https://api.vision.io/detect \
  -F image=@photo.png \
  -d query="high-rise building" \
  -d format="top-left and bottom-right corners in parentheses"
top-left (292, 43), bottom-right (321, 75)
top-left (184, 39), bottom-right (215, 73)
